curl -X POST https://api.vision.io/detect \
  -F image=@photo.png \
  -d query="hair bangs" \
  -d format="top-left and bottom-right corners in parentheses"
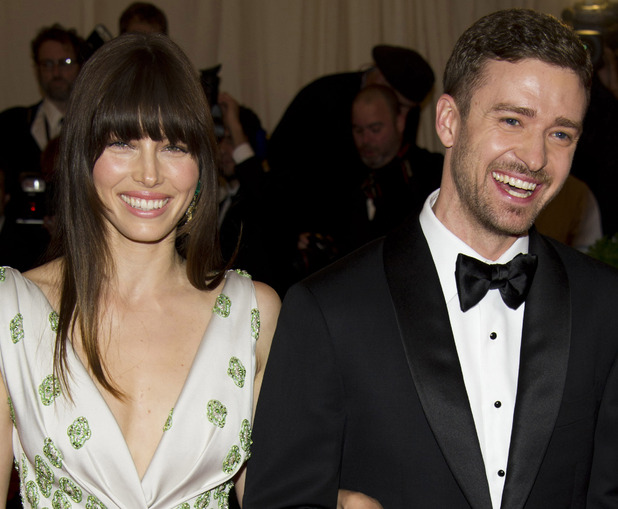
top-left (53, 32), bottom-right (225, 400)
top-left (88, 40), bottom-right (210, 166)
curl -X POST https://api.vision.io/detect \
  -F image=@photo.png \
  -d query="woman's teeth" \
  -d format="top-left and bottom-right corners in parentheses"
top-left (121, 195), bottom-right (168, 211)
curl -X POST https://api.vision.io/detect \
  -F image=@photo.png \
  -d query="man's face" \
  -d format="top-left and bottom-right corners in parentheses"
top-left (124, 19), bottom-right (164, 34)
top-left (435, 58), bottom-right (587, 246)
top-left (36, 40), bottom-right (80, 104)
top-left (352, 97), bottom-right (404, 169)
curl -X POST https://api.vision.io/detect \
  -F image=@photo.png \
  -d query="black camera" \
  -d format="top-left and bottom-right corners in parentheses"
top-left (14, 173), bottom-right (47, 225)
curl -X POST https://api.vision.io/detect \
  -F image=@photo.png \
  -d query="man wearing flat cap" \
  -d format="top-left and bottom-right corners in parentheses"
top-left (268, 45), bottom-right (437, 285)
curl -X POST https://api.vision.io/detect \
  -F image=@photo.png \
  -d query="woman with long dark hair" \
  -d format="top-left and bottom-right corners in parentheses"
top-left (0, 33), bottom-right (279, 508)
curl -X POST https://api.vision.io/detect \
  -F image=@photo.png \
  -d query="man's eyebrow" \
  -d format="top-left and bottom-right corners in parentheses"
top-left (555, 116), bottom-right (583, 133)
top-left (492, 103), bottom-right (535, 117)
top-left (353, 121), bottom-right (384, 129)
top-left (492, 103), bottom-right (582, 132)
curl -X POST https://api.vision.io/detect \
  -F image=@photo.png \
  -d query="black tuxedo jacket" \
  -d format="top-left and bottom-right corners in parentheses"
top-left (244, 218), bottom-right (618, 508)
top-left (0, 102), bottom-right (43, 195)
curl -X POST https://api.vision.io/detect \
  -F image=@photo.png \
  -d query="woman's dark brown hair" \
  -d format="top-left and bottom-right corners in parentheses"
top-left (53, 33), bottom-right (224, 396)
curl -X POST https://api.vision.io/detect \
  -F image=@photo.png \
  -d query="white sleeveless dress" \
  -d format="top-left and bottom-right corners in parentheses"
top-left (0, 267), bottom-right (260, 509)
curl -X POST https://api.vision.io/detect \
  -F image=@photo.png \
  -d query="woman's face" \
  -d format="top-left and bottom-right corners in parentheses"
top-left (93, 136), bottom-right (199, 246)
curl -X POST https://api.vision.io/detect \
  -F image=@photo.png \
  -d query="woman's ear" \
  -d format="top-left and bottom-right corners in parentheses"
top-left (435, 94), bottom-right (459, 149)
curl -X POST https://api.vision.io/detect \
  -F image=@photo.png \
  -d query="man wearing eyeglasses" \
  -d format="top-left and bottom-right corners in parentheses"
top-left (1, 25), bottom-right (86, 187)
top-left (30, 25), bottom-right (84, 146)
top-left (0, 24), bottom-right (86, 270)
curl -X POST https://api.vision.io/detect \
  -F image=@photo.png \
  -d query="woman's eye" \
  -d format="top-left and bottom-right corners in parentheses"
top-left (165, 144), bottom-right (189, 153)
top-left (108, 140), bottom-right (129, 148)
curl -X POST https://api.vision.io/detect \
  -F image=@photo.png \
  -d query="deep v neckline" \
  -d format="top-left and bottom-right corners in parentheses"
top-left (9, 268), bottom-right (255, 508)
top-left (67, 287), bottom-right (225, 485)
top-left (25, 272), bottom-right (225, 484)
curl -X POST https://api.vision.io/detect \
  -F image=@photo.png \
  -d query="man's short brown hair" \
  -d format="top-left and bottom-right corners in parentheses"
top-left (443, 9), bottom-right (593, 118)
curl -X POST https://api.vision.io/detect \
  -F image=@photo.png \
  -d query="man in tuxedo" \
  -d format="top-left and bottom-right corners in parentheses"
top-left (244, 8), bottom-right (618, 509)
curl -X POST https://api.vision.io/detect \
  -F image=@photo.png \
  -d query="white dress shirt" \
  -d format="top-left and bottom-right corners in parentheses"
top-left (419, 189), bottom-right (529, 509)
top-left (30, 98), bottom-right (64, 151)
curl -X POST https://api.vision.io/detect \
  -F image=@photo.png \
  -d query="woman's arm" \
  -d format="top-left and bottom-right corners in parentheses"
top-left (234, 281), bottom-right (280, 506)
top-left (0, 376), bottom-right (14, 508)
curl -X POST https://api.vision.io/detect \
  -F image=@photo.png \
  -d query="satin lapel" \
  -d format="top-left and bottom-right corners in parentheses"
top-left (501, 230), bottom-right (571, 509)
top-left (383, 218), bottom-right (492, 509)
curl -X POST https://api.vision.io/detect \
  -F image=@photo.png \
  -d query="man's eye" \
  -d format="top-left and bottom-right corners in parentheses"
top-left (502, 118), bottom-right (520, 126)
top-left (553, 131), bottom-right (571, 141)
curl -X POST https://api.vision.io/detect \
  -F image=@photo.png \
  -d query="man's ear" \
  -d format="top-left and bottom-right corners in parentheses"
top-left (435, 94), bottom-right (460, 149)
top-left (395, 110), bottom-right (406, 135)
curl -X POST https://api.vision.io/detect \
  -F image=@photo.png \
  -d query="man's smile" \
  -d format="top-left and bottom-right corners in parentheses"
top-left (492, 171), bottom-right (538, 198)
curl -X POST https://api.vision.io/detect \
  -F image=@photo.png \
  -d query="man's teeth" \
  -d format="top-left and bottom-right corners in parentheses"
top-left (121, 195), bottom-right (168, 211)
top-left (492, 172), bottom-right (537, 198)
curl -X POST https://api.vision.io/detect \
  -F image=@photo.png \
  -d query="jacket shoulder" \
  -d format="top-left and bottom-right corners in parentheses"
top-left (299, 237), bottom-right (386, 297)
top-left (541, 234), bottom-right (618, 294)
top-left (0, 102), bottom-right (41, 128)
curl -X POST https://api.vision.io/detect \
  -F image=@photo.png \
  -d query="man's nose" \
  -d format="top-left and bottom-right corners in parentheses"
top-left (516, 132), bottom-right (547, 172)
top-left (362, 131), bottom-right (374, 145)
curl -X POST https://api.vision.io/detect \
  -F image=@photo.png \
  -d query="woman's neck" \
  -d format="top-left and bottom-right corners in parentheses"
top-left (106, 235), bottom-right (190, 300)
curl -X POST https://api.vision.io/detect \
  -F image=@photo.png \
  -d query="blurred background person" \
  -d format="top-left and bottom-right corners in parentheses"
top-left (217, 91), bottom-right (295, 297)
top-left (0, 24), bottom-right (86, 197)
top-left (119, 2), bottom-right (168, 35)
top-left (349, 85), bottom-right (442, 244)
top-left (562, 2), bottom-right (618, 239)
top-left (267, 44), bottom-right (435, 183)
top-left (292, 84), bottom-right (443, 281)
top-left (0, 24), bottom-right (87, 271)
top-left (268, 45), bottom-right (437, 287)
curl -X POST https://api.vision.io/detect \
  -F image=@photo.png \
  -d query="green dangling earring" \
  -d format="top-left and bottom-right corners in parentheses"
top-left (185, 180), bottom-right (201, 222)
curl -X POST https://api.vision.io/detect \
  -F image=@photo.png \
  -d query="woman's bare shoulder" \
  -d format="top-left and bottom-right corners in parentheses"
top-left (253, 281), bottom-right (281, 320)
top-left (252, 281), bottom-right (280, 371)
top-left (22, 259), bottom-right (63, 307)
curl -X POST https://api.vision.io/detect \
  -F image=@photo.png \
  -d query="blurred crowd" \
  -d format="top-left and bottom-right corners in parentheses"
top-left (1, 1), bottom-right (616, 298)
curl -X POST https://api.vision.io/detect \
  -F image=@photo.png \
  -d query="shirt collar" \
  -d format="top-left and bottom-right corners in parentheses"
top-left (419, 189), bottom-right (530, 302)
top-left (31, 99), bottom-right (64, 150)
top-left (41, 99), bottom-right (64, 132)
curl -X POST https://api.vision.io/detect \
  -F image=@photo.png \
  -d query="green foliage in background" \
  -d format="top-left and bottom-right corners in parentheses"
top-left (587, 234), bottom-right (618, 269)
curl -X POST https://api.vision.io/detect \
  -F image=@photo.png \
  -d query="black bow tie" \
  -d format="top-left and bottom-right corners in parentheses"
top-left (455, 253), bottom-right (538, 312)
